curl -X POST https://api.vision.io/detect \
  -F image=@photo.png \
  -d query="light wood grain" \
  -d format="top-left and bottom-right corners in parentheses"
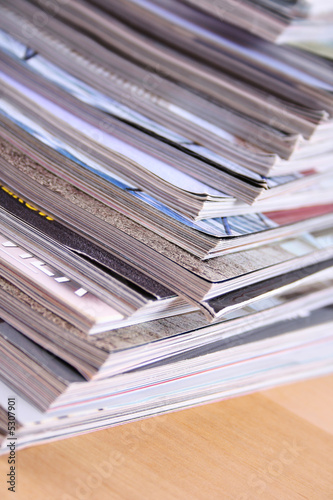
top-left (1, 374), bottom-right (332, 500)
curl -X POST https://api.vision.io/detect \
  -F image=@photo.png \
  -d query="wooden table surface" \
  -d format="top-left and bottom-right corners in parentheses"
top-left (1, 374), bottom-right (332, 500)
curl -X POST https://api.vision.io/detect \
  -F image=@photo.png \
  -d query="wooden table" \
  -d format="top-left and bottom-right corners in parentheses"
top-left (1, 374), bottom-right (332, 500)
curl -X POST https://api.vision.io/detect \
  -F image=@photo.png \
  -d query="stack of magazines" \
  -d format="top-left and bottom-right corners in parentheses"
top-left (0, 0), bottom-right (332, 453)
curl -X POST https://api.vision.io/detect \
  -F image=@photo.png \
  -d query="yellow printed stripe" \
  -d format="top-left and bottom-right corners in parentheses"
top-left (0, 182), bottom-right (54, 221)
